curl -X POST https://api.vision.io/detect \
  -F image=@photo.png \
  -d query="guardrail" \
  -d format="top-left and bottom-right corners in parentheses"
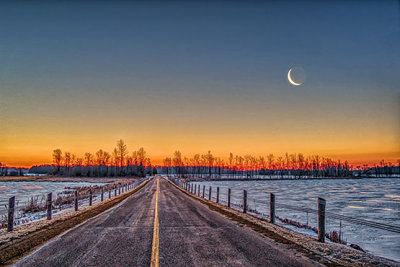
top-left (170, 178), bottom-right (400, 243)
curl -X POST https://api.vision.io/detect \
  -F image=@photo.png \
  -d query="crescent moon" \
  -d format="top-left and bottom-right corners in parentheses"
top-left (287, 68), bottom-right (302, 86)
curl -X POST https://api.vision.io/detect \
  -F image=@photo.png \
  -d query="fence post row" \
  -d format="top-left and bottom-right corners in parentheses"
top-left (75, 191), bottom-right (79, 211)
top-left (7, 196), bottom-right (15, 232)
top-left (243, 190), bottom-right (247, 213)
top-left (89, 190), bottom-right (93, 206)
top-left (227, 188), bottom-right (231, 208)
top-left (47, 193), bottom-right (52, 220)
top-left (209, 186), bottom-right (212, 201)
top-left (270, 193), bottom-right (275, 224)
top-left (318, 198), bottom-right (326, 243)
top-left (216, 187), bottom-right (220, 203)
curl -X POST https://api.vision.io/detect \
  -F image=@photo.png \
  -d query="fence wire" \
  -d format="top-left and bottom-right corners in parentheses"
top-left (180, 180), bottom-right (400, 234)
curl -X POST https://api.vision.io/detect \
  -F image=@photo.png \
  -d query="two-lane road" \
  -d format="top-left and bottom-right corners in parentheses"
top-left (16, 179), bottom-right (323, 267)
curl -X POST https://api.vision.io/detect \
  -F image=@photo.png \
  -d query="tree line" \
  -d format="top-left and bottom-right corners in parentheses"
top-left (30, 140), bottom-right (156, 177)
top-left (159, 151), bottom-right (400, 179)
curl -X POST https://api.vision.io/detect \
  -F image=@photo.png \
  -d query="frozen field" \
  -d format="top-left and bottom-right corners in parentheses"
top-left (0, 181), bottom-right (107, 222)
top-left (190, 178), bottom-right (400, 262)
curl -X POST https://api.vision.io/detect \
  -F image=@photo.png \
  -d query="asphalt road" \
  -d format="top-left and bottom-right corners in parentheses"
top-left (16, 178), bottom-right (323, 267)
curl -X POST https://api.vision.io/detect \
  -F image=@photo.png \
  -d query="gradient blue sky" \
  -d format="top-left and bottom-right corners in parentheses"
top-left (0, 1), bottom-right (399, 166)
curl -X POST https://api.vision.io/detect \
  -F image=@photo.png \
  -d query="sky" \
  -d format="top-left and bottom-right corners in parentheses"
top-left (0, 1), bottom-right (399, 167)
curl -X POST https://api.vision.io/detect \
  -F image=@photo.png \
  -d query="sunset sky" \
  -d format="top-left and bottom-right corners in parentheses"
top-left (1, 1), bottom-right (399, 167)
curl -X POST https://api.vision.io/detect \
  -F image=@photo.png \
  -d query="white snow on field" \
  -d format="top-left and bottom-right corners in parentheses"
top-left (190, 178), bottom-right (400, 262)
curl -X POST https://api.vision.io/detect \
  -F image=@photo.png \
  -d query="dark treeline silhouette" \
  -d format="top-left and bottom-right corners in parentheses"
top-left (0, 162), bottom-right (26, 176)
top-left (30, 140), bottom-right (157, 177)
top-left (159, 151), bottom-right (400, 179)
top-left (0, 162), bottom-right (7, 176)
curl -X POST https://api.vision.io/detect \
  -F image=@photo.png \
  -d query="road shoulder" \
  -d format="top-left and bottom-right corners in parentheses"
top-left (168, 179), bottom-right (399, 267)
top-left (0, 180), bottom-right (149, 266)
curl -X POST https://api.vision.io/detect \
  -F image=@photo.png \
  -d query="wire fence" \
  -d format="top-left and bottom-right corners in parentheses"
top-left (1, 179), bottom-right (144, 230)
top-left (173, 179), bottom-right (400, 241)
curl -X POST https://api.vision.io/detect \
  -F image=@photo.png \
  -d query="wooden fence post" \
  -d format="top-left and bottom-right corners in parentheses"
top-left (318, 198), bottom-right (326, 242)
top-left (202, 185), bottom-right (205, 198)
top-left (101, 187), bottom-right (104, 202)
top-left (108, 189), bottom-right (111, 199)
top-left (119, 186), bottom-right (121, 195)
top-left (194, 184), bottom-right (197, 195)
top-left (243, 190), bottom-right (247, 213)
top-left (47, 193), bottom-right (52, 220)
top-left (89, 190), bottom-right (93, 206)
top-left (74, 191), bottom-right (78, 211)
top-left (209, 186), bottom-right (212, 201)
top-left (216, 187), bottom-right (220, 203)
top-left (228, 188), bottom-right (231, 208)
top-left (114, 186), bottom-right (117, 196)
top-left (7, 196), bottom-right (15, 232)
top-left (270, 193), bottom-right (275, 224)
top-left (198, 185), bottom-right (200, 197)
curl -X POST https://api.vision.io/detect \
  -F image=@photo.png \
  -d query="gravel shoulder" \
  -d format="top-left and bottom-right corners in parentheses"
top-left (0, 179), bottom-right (149, 266)
top-left (168, 180), bottom-right (399, 267)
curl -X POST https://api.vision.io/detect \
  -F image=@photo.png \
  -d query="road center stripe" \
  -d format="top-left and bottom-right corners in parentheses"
top-left (150, 179), bottom-right (160, 267)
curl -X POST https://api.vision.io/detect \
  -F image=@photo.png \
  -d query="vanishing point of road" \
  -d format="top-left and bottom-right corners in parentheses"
top-left (15, 178), bottom-right (323, 267)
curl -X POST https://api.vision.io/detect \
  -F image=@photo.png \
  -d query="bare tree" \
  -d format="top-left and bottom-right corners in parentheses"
top-left (52, 149), bottom-right (63, 174)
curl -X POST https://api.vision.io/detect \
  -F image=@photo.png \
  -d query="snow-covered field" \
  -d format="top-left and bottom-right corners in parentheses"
top-left (0, 181), bottom-right (107, 226)
top-left (190, 178), bottom-right (400, 262)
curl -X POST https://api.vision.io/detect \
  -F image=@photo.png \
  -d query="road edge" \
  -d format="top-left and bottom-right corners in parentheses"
top-left (167, 179), bottom-right (399, 267)
top-left (0, 179), bottom-right (149, 266)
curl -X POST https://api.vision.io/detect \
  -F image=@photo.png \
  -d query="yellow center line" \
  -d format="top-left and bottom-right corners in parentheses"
top-left (150, 179), bottom-right (160, 267)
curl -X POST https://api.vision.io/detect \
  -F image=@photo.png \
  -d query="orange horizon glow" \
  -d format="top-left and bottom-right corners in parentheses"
top-left (1, 149), bottom-right (399, 169)
top-left (1, 1), bottom-right (399, 174)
